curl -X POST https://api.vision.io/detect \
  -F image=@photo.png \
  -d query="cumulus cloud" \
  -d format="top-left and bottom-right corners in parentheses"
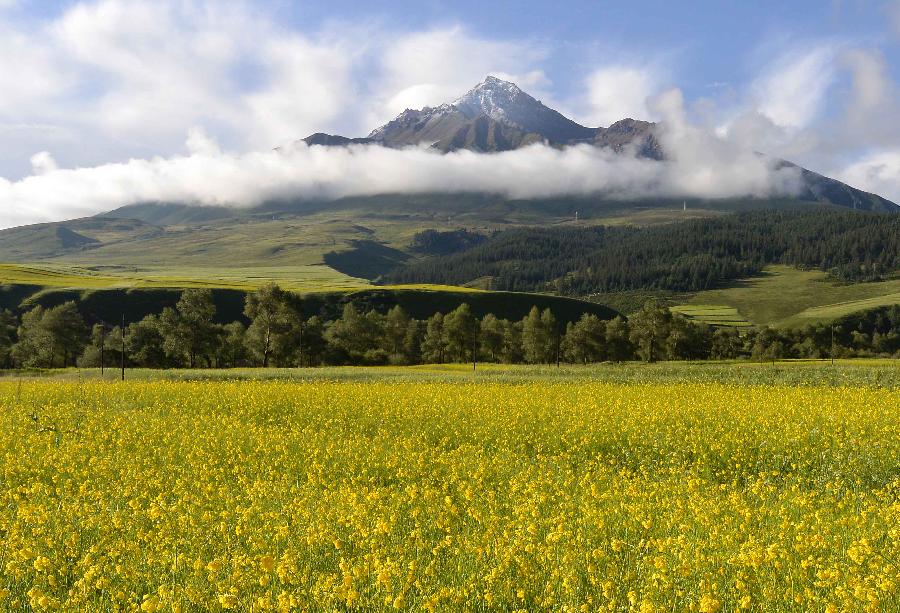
top-left (0, 111), bottom-right (804, 230)
top-left (29, 152), bottom-right (59, 175)
top-left (0, 2), bottom-right (557, 177)
top-left (0, 0), bottom-right (358, 171)
top-left (367, 26), bottom-right (551, 129)
top-left (837, 151), bottom-right (900, 202)
top-left (751, 45), bottom-right (838, 129)
top-left (582, 66), bottom-right (658, 127)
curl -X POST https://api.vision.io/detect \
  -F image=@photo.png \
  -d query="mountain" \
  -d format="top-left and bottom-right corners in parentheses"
top-left (305, 75), bottom-right (662, 156)
top-left (0, 75), bottom-right (896, 286)
top-left (298, 75), bottom-right (892, 211)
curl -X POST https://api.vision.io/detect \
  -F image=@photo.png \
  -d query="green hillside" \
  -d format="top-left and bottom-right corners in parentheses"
top-left (0, 198), bottom-right (897, 331)
top-left (674, 266), bottom-right (900, 327)
top-left (0, 195), bottom-right (854, 272)
top-left (0, 263), bottom-right (616, 326)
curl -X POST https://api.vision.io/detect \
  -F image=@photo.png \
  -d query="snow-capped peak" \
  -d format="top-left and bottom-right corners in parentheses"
top-left (453, 75), bottom-right (528, 121)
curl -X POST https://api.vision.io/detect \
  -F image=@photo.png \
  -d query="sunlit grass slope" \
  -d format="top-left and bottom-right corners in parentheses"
top-left (676, 265), bottom-right (900, 327)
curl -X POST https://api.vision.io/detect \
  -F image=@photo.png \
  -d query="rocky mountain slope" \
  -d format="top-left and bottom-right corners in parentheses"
top-left (304, 76), bottom-right (662, 157)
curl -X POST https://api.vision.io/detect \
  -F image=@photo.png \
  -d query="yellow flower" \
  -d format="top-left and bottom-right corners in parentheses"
top-left (218, 593), bottom-right (238, 609)
top-left (259, 555), bottom-right (275, 572)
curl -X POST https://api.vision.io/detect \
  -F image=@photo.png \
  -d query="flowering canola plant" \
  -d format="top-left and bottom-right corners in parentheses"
top-left (1, 379), bottom-right (899, 612)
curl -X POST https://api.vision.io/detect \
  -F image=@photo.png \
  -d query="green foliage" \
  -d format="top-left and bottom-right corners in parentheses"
top-left (604, 316), bottom-right (633, 362)
top-left (11, 302), bottom-right (87, 368)
top-left (562, 314), bottom-right (607, 364)
top-left (409, 229), bottom-right (488, 256)
top-left (77, 323), bottom-right (124, 368)
top-left (388, 210), bottom-right (900, 293)
top-left (126, 315), bottom-right (169, 368)
top-left (628, 301), bottom-right (673, 363)
top-left (522, 307), bottom-right (557, 364)
top-left (158, 289), bottom-right (219, 368)
top-left (0, 309), bottom-right (15, 368)
top-left (444, 304), bottom-right (477, 363)
top-left (217, 321), bottom-right (247, 368)
top-left (244, 283), bottom-right (296, 367)
top-left (421, 313), bottom-right (447, 364)
top-left (478, 314), bottom-right (505, 362)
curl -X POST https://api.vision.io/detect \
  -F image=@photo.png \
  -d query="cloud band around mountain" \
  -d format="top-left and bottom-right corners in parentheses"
top-left (0, 126), bottom-right (804, 229)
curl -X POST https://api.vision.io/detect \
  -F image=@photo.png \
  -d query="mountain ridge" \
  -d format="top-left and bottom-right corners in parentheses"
top-left (303, 75), bottom-right (663, 157)
top-left (298, 75), bottom-right (893, 211)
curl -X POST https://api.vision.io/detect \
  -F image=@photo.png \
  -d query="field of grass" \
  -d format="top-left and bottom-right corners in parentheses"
top-left (0, 263), bottom-right (370, 292)
top-left (677, 265), bottom-right (900, 327)
top-left (15, 359), bottom-right (900, 387)
top-left (1, 362), bottom-right (899, 611)
top-left (670, 304), bottom-right (752, 328)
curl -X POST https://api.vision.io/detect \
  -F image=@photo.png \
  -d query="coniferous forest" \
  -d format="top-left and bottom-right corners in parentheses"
top-left (386, 210), bottom-right (900, 293)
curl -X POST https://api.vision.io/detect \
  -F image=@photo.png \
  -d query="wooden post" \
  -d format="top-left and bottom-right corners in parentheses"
top-left (831, 325), bottom-right (835, 366)
top-left (472, 319), bottom-right (477, 372)
top-left (556, 326), bottom-right (561, 368)
top-left (298, 319), bottom-right (303, 368)
top-left (100, 323), bottom-right (105, 376)
top-left (121, 314), bottom-right (125, 381)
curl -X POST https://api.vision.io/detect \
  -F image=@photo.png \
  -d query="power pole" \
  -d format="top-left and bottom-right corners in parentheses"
top-left (472, 319), bottom-right (477, 372)
top-left (100, 323), bottom-right (105, 376)
top-left (831, 324), bottom-right (835, 366)
top-left (556, 327), bottom-right (561, 368)
top-left (121, 314), bottom-right (125, 381)
top-left (298, 319), bottom-right (304, 368)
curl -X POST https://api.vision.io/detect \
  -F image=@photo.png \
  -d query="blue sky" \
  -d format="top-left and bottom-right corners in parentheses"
top-left (1, 0), bottom-right (900, 226)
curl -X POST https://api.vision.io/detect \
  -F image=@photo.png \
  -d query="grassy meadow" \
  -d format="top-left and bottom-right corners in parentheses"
top-left (674, 265), bottom-right (900, 328)
top-left (1, 361), bottom-right (899, 611)
top-left (0, 263), bottom-right (370, 292)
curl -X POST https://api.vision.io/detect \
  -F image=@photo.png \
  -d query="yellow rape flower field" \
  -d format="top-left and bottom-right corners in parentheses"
top-left (1, 371), bottom-right (900, 612)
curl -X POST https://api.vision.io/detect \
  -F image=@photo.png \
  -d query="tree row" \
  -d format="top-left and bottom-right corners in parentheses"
top-left (2, 285), bottom-right (899, 369)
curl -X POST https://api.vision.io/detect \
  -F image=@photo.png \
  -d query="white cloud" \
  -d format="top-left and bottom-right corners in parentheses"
top-left (0, 0), bottom-right (356, 174)
top-left (0, 118), bottom-right (804, 229)
top-left (368, 27), bottom-right (551, 128)
top-left (752, 45), bottom-right (838, 129)
top-left (837, 150), bottom-right (900, 202)
top-left (242, 36), bottom-right (354, 148)
top-left (0, 5), bottom-right (557, 180)
top-left (29, 152), bottom-right (58, 175)
top-left (582, 66), bottom-right (658, 126)
top-left (843, 49), bottom-right (889, 116)
top-left (0, 26), bottom-right (70, 116)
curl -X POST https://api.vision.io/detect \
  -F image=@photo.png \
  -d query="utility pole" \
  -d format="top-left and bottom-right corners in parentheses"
top-left (831, 324), bottom-right (835, 366)
top-left (472, 319), bottom-right (477, 372)
top-left (298, 319), bottom-right (304, 368)
top-left (121, 314), bottom-right (125, 381)
top-left (100, 323), bottom-right (105, 376)
top-left (556, 326), bottom-right (561, 368)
